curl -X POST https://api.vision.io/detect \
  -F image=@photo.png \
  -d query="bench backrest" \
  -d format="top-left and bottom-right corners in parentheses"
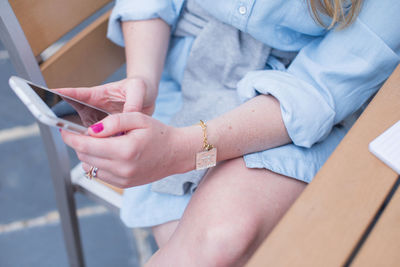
top-left (8, 0), bottom-right (125, 88)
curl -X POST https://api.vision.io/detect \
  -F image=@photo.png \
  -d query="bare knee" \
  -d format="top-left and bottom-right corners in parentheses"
top-left (193, 214), bottom-right (265, 267)
top-left (149, 158), bottom-right (305, 266)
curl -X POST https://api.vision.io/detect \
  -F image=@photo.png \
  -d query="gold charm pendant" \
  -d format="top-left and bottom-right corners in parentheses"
top-left (196, 147), bottom-right (217, 170)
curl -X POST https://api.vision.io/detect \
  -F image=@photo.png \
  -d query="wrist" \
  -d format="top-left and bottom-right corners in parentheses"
top-left (170, 125), bottom-right (204, 174)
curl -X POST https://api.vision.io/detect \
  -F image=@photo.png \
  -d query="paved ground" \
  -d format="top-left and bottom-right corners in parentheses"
top-left (0, 38), bottom-right (156, 266)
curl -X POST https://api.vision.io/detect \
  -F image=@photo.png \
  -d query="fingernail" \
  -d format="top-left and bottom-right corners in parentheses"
top-left (90, 123), bottom-right (104, 133)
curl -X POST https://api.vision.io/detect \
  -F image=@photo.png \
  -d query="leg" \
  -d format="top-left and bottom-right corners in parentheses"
top-left (152, 220), bottom-right (179, 248)
top-left (147, 157), bottom-right (306, 267)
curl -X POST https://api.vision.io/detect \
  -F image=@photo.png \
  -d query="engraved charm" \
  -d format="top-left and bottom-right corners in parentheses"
top-left (196, 148), bottom-right (217, 170)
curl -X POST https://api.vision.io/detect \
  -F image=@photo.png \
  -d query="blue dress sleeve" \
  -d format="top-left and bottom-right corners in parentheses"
top-left (237, 0), bottom-right (400, 148)
top-left (107, 0), bottom-right (186, 46)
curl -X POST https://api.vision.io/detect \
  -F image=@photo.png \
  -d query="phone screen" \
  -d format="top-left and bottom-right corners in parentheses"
top-left (28, 83), bottom-right (109, 127)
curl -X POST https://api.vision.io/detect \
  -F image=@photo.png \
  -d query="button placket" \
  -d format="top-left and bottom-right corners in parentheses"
top-left (230, 0), bottom-right (255, 31)
top-left (238, 5), bottom-right (247, 15)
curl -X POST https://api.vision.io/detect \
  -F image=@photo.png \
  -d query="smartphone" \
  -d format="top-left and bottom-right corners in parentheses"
top-left (9, 76), bottom-right (109, 134)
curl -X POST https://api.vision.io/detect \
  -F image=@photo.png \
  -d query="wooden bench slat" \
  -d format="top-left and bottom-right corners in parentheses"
top-left (95, 178), bottom-right (124, 195)
top-left (40, 11), bottom-right (125, 88)
top-left (246, 65), bottom-right (400, 267)
top-left (9, 0), bottom-right (111, 56)
top-left (351, 183), bottom-right (400, 267)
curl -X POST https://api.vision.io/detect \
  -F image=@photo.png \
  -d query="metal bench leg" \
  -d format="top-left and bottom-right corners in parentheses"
top-left (38, 124), bottom-right (85, 267)
top-left (0, 4), bottom-right (85, 264)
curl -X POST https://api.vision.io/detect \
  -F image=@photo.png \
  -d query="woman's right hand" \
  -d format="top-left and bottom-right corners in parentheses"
top-left (54, 77), bottom-right (157, 116)
top-left (60, 112), bottom-right (195, 188)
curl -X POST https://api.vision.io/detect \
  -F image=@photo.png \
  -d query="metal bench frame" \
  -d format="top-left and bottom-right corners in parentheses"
top-left (0, 1), bottom-right (122, 266)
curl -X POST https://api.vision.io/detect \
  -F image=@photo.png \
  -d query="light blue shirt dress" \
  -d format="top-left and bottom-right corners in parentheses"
top-left (107, 0), bottom-right (400, 227)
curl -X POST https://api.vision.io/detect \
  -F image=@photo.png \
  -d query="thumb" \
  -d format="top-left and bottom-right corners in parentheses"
top-left (123, 80), bottom-right (146, 113)
top-left (88, 112), bottom-right (148, 137)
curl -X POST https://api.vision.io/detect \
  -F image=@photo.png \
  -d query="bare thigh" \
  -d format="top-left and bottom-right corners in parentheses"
top-left (149, 157), bottom-right (306, 266)
top-left (152, 220), bottom-right (179, 248)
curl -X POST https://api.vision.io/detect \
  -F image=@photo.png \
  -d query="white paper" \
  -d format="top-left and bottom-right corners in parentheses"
top-left (369, 120), bottom-right (400, 174)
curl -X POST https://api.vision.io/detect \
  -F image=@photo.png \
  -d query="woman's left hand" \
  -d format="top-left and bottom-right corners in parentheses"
top-left (60, 112), bottom-right (192, 188)
top-left (55, 77), bottom-right (156, 116)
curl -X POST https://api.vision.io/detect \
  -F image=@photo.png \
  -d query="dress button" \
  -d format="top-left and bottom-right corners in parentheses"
top-left (238, 6), bottom-right (247, 15)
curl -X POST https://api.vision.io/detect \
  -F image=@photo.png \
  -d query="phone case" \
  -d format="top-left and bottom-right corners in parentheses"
top-left (9, 76), bottom-right (89, 134)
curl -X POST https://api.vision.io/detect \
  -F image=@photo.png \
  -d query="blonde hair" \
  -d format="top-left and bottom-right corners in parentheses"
top-left (309, 0), bottom-right (363, 29)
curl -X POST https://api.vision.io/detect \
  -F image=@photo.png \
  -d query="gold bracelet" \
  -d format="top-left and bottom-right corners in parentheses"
top-left (199, 120), bottom-right (214, 151)
top-left (196, 120), bottom-right (217, 170)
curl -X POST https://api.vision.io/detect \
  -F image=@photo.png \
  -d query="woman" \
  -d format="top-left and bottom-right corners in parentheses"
top-left (59, 0), bottom-right (400, 265)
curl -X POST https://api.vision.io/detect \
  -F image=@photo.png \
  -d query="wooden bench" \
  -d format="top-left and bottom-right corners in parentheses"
top-left (247, 65), bottom-right (400, 266)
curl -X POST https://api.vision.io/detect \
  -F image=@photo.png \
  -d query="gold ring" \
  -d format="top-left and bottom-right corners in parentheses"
top-left (86, 166), bottom-right (95, 180)
top-left (90, 167), bottom-right (98, 178)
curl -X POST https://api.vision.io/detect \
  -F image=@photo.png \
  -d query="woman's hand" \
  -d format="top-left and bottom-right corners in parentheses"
top-left (60, 112), bottom-right (195, 188)
top-left (55, 77), bottom-right (157, 116)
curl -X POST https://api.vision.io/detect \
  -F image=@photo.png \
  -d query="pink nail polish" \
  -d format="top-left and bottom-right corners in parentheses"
top-left (90, 123), bottom-right (104, 133)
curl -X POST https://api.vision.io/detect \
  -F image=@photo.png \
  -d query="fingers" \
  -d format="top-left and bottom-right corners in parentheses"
top-left (78, 151), bottom-right (138, 180)
top-left (54, 81), bottom-right (119, 98)
top-left (55, 78), bottom-right (152, 114)
top-left (88, 112), bottom-right (148, 137)
top-left (54, 82), bottom-right (121, 106)
top-left (54, 87), bottom-right (93, 103)
top-left (61, 112), bottom-right (151, 158)
top-left (60, 129), bottom-right (125, 160)
top-left (81, 163), bottom-right (131, 188)
top-left (78, 152), bottom-right (117, 172)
